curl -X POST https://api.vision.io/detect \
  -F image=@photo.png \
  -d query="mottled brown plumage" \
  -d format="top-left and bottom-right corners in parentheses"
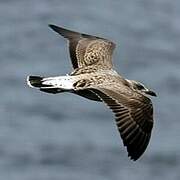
top-left (27, 24), bottom-right (156, 161)
top-left (49, 24), bottom-right (115, 70)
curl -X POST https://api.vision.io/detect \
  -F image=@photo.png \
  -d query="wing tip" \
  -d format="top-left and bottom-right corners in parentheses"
top-left (126, 137), bottom-right (150, 161)
top-left (48, 24), bottom-right (54, 28)
top-left (128, 154), bottom-right (140, 161)
top-left (48, 24), bottom-right (60, 33)
top-left (48, 24), bottom-right (80, 40)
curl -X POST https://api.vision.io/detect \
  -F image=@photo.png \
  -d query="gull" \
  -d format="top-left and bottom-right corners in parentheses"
top-left (27, 24), bottom-right (156, 161)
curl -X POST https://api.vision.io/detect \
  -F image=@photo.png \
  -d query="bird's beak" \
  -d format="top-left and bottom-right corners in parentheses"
top-left (145, 90), bottom-right (157, 97)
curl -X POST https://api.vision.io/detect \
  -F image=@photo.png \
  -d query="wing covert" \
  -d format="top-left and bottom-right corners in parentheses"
top-left (49, 24), bottom-right (116, 69)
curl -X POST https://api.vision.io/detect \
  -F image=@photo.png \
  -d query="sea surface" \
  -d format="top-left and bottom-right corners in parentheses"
top-left (0, 0), bottom-right (180, 180)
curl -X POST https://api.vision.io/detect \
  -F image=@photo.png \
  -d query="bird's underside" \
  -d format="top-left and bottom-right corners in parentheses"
top-left (27, 24), bottom-right (154, 161)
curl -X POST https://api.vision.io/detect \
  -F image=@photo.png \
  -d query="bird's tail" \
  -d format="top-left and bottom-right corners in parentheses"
top-left (27, 75), bottom-right (74, 94)
top-left (27, 76), bottom-right (45, 88)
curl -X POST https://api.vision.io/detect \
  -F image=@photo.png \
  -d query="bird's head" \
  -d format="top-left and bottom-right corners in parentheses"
top-left (126, 80), bottom-right (157, 97)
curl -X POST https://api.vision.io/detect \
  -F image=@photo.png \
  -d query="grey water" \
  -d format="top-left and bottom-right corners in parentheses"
top-left (0, 0), bottom-right (180, 179)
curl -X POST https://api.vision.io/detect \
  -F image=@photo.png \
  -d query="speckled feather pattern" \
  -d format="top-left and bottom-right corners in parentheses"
top-left (27, 24), bottom-right (155, 161)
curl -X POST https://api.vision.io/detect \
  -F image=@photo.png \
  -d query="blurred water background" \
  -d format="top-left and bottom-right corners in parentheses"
top-left (0, 0), bottom-right (180, 179)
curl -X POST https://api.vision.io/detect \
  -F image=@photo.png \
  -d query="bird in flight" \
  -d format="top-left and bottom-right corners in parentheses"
top-left (27, 24), bottom-right (156, 161)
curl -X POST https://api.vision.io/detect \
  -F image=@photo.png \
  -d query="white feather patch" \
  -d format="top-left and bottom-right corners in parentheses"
top-left (42, 75), bottom-right (75, 90)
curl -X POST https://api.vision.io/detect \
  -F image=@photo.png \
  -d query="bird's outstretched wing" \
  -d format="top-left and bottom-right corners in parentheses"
top-left (49, 24), bottom-right (116, 69)
top-left (89, 87), bottom-right (153, 160)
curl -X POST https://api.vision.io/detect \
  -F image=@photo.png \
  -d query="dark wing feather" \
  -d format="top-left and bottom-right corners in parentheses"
top-left (49, 24), bottom-right (116, 69)
top-left (49, 24), bottom-right (82, 68)
top-left (90, 88), bottom-right (153, 161)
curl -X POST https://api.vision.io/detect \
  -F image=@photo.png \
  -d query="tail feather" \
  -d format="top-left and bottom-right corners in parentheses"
top-left (27, 75), bottom-right (74, 94)
top-left (27, 76), bottom-right (57, 94)
top-left (27, 76), bottom-right (52, 88)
